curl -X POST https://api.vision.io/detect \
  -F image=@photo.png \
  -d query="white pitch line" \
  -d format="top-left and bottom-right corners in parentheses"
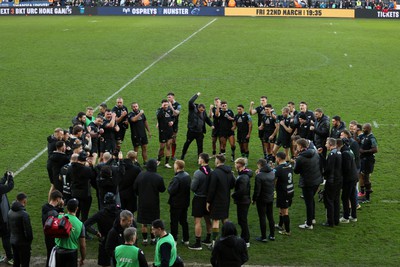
top-left (13, 18), bottom-right (218, 177)
top-left (373, 121), bottom-right (379, 128)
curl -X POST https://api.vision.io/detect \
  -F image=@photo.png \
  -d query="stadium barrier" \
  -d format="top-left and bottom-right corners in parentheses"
top-left (355, 8), bottom-right (400, 18)
top-left (0, 6), bottom-right (398, 19)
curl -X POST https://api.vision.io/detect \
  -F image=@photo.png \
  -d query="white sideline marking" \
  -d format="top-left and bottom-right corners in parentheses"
top-left (373, 121), bottom-right (379, 128)
top-left (381, 200), bottom-right (400, 204)
top-left (14, 18), bottom-right (218, 177)
top-left (14, 148), bottom-right (48, 177)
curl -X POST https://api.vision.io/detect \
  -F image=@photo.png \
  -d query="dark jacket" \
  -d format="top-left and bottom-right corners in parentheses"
top-left (187, 94), bottom-right (213, 133)
top-left (105, 218), bottom-right (125, 266)
top-left (323, 148), bottom-right (343, 185)
top-left (0, 173), bottom-right (14, 224)
top-left (46, 151), bottom-right (69, 190)
top-left (252, 166), bottom-right (275, 204)
top-left (118, 159), bottom-right (141, 212)
top-left (340, 146), bottom-right (358, 184)
top-left (313, 114), bottom-right (330, 149)
top-left (348, 138), bottom-right (361, 169)
top-left (8, 201), bottom-right (33, 246)
top-left (210, 235), bottom-right (248, 267)
top-left (133, 162), bottom-right (166, 224)
top-left (191, 165), bottom-right (212, 197)
top-left (330, 121), bottom-right (346, 138)
top-left (168, 171), bottom-right (191, 209)
top-left (294, 148), bottom-right (323, 188)
top-left (207, 165), bottom-right (236, 219)
top-left (232, 169), bottom-right (253, 205)
top-left (41, 203), bottom-right (63, 226)
top-left (85, 204), bottom-right (121, 238)
top-left (70, 162), bottom-right (95, 199)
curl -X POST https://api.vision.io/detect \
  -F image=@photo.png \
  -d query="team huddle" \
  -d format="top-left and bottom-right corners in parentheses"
top-left (0, 92), bottom-right (377, 267)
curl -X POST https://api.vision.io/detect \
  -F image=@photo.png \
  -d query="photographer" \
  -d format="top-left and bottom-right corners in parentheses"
top-left (0, 171), bottom-right (14, 265)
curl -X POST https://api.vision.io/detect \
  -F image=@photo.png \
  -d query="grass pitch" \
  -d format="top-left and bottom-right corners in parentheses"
top-left (0, 16), bottom-right (399, 266)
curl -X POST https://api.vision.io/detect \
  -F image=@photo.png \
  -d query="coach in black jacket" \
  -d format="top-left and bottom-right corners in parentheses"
top-left (181, 92), bottom-right (213, 160)
top-left (105, 210), bottom-right (134, 266)
top-left (252, 159), bottom-right (275, 241)
top-left (338, 140), bottom-right (358, 221)
top-left (207, 154), bottom-right (235, 245)
top-left (294, 138), bottom-right (323, 230)
top-left (133, 159), bottom-right (166, 244)
top-left (8, 193), bottom-right (33, 267)
top-left (168, 160), bottom-right (191, 244)
top-left (323, 138), bottom-right (343, 227)
top-left (233, 158), bottom-right (253, 244)
top-left (70, 151), bottom-right (96, 223)
top-left (119, 154), bottom-right (141, 214)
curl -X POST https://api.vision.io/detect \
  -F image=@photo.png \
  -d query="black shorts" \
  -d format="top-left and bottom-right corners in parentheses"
top-left (276, 191), bottom-right (293, 209)
top-left (172, 123), bottom-right (179, 134)
top-left (237, 132), bottom-right (249, 144)
top-left (191, 196), bottom-right (209, 217)
top-left (361, 157), bottom-right (375, 174)
top-left (275, 136), bottom-right (291, 149)
top-left (212, 127), bottom-right (219, 138)
top-left (103, 139), bottom-right (116, 153)
top-left (264, 133), bottom-right (276, 144)
top-left (159, 129), bottom-right (173, 143)
top-left (258, 129), bottom-right (265, 140)
top-left (131, 136), bottom-right (148, 147)
top-left (219, 129), bottom-right (234, 138)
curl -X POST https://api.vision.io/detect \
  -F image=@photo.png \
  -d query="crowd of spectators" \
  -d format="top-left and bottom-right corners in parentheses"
top-left (24, 0), bottom-right (395, 10)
